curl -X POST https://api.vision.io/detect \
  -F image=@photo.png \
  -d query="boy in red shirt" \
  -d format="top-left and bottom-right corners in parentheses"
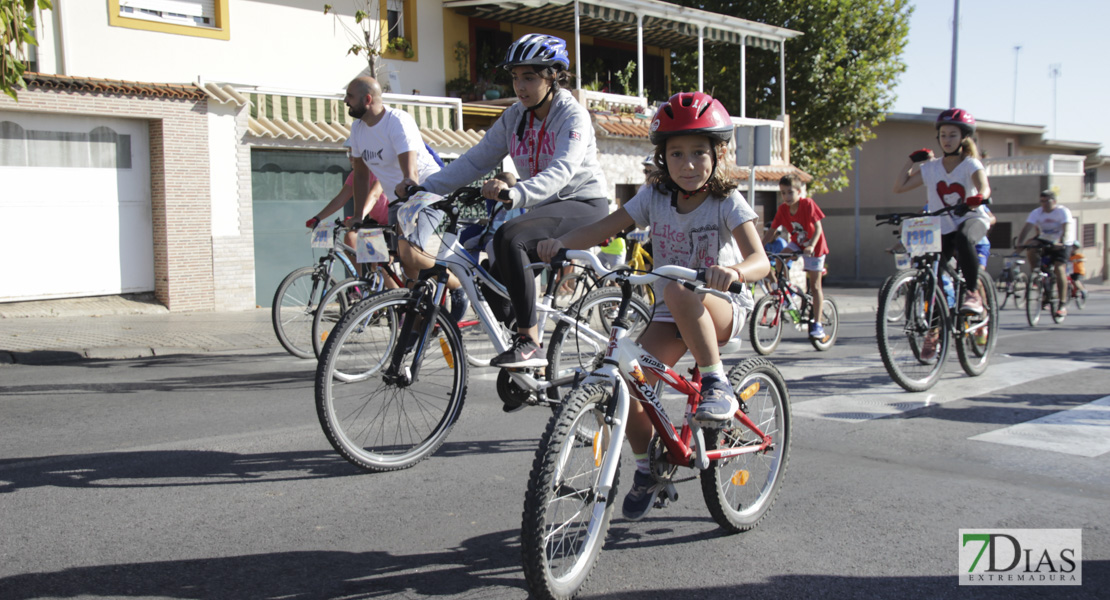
top-left (761, 173), bottom-right (830, 339)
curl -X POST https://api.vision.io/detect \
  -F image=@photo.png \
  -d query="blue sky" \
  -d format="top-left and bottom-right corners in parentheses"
top-left (891, 0), bottom-right (1108, 153)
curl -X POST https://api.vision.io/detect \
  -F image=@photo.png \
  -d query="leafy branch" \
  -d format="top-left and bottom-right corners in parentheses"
top-left (323, 2), bottom-right (382, 78)
top-left (1, 0), bottom-right (52, 100)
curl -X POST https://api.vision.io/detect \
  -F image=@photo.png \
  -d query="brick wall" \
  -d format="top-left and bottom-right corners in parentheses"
top-left (0, 85), bottom-right (215, 311)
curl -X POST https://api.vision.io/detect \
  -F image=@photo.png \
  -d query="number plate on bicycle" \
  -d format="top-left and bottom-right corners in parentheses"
top-left (901, 217), bottom-right (941, 257)
top-left (397, 191), bottom-right (444, 239)
top-left (356, 229), bottom-right (390, 263)
top-left (310, 222), bottom-right (333, 248)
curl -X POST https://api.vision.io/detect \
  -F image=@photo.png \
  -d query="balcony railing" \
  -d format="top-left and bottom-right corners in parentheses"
top-left (983, 154), bottom-right (1086, 177)
top-left (732, 117), bottom-right (788, 166)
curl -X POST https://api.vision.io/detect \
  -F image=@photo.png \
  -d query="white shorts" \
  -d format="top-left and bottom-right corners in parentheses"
top-left (653, 300), bottom-right (749, 346)
top-left (786, 242), bottom-right (826, 272)
top-left (389, 198), bottom-right (444, 251)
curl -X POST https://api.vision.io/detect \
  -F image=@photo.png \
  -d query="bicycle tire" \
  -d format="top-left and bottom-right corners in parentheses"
top-left (1025, 276), bottom-right (1044, 327)
top-left (956, 272), bottom-right (998, 377)
top-left (748, 294), bottom-right (784, 356)
top-left (996, 274), bottom-right (1013, 310)
top-left (545, 288), bottom-right (652, 404)
top-left (311, 274), bottom-right (385, 359)
top-left (701, 357), bottom-right (791, 533)
top-left (808, 297), bottom-right (839, 352)
top-left (876, 270), bottom-right (949, 392)
top-left (272, 265), bottom-right (335, 359)
top-left (1011, 272), bottom-right (1028, 310)
top-left (521, 383), bottom-right (618, 600)
top-left (315, 288), bottom-right (467, 472)
top-left (1073, 286), bottom-right (1087, 310)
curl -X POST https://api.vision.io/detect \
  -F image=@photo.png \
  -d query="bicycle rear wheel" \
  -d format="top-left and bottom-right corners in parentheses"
top-left (808, 297), bottom-right (839, 352)
top-left (996, 275), bottom-right (1013, 310)
top-left (273, 265), bottom-right (335, 359)
top-left (522, 383), bottom-right (618, 600)
top-left (701, 357), bottom-right (790, 533)
top-left (545, 288), bottom-right (652, 404)
top-left (315, 289), bottom-right (467, 472)
top-left (1025, 277), bottom-right (1044, 327)
top-left (1073, 284), bottom-right (1088, 310)
top-left (956, 272), bottom-right (998, 376)
top-left (748, 294), bottom-right (784, 356)
top-left (876, 270), bottom-right (949, 392)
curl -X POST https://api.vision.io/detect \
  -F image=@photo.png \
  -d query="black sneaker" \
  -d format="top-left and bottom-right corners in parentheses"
top-left (490, 333), bottom-right (547, 368)
top-left (448, 288), bottom-right (470, 323)
top-left (622, 470), bottom-right (661, 521)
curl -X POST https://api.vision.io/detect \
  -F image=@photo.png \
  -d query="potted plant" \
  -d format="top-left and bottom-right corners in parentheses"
top-left (386, 37), bottom-right (414, 59)
top-left (446, 76), bottom-right (471, 98)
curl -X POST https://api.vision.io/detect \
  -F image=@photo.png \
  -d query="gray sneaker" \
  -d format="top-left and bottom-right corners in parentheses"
top-left (694, 380), bottom-right (739, 424)
top-left (622, 470), bottom-right (661, 521)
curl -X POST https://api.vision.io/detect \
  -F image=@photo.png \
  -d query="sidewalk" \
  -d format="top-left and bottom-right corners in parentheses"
top-left (0, 284), bottom-right (953, 364)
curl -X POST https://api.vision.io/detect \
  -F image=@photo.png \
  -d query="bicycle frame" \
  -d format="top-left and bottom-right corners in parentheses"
top-left (761, 254), bottom-right (810, 329)
top-left (566, 252), bottom-right (775, 503)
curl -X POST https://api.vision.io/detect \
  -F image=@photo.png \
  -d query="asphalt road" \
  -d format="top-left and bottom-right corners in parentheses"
top-left (2, 296), bottom-right (1109, 599)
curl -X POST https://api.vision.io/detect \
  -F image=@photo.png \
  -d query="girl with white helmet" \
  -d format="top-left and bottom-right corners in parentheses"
top-left (401, 33), bottom-right (609, 373)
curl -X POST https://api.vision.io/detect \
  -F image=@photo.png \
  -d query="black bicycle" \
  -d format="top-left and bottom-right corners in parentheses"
top-left (993, 251), bottom-right (1028, 310)
top-left (874, 205), bottom-right (999, 392)
top-left (1019, 240), bottom-right (1067, 327)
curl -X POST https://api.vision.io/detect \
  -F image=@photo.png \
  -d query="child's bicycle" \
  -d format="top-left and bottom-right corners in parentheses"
top-left (521, 250), bottom-right (790, 600)
top-left (749, 251), bottom-right (839, 355)
top-left (314, 188), bottom-right (653, 472)
top-left (874, 205), bottom-right (999, 392)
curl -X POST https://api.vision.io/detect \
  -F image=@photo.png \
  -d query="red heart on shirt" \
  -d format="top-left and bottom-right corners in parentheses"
top-left (936, 181), bottom-right (966, 207)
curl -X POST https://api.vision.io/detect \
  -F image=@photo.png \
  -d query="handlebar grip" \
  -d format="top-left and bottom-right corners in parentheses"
top-left (728, 281), bottom-right (745, 294)
top-left (551, 247), bottom-right (569, 269)
top-left (875, 213), bottom-right (895, 221)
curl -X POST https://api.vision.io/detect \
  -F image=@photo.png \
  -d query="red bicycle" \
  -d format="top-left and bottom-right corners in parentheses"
top-left (521, 250), bottom-right (791, 600)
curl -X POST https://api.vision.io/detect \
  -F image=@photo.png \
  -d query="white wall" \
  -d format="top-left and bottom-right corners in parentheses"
top-left (49, 0), bottom-right (445, 94)
top-left (209, 105), bottom-right (240, 236)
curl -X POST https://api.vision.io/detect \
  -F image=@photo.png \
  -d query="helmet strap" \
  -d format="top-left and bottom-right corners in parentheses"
top-left (515, 83), bottom-right (555, 141)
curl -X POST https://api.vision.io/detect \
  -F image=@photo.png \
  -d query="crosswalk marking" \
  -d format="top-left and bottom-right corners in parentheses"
top-left (790, 358), bottom-right (1097, 423)
top-left (969, 395), bottom-right (1110, 457)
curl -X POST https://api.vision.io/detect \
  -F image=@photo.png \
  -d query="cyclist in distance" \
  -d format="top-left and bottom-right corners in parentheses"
top-left (892, 108), bottom-right (993, 355)
top-left (398, 33), bottom-right (609, 369)
top-left (538, 91), bottom-right (770, 520)
top-left (1016, 189), bottom-right (1075, 318)
top-left (761, 173), bottom-right (829, 339)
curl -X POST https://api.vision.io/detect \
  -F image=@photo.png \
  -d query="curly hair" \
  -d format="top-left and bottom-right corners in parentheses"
top-left (646, 139), bottom-right (738, 197)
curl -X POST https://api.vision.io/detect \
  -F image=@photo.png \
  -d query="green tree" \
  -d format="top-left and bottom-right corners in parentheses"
top-left (2, 0), bottom-right (51, 100)
top-left (669, 0), bottom-right (912, 192)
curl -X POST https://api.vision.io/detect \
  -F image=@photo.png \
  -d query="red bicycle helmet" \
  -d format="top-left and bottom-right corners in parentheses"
top-left (936, 108), bottom-right (976, 136)
top-left (649, 92), bottom-right (733, 145)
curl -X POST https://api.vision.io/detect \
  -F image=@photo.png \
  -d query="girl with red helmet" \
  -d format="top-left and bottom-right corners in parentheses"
top-left (538, 91), bottom-right (770, 521)
top-left (893, 108), bottom-right (993, 356)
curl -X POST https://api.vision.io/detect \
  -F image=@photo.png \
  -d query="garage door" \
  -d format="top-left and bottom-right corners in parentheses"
top-left (251, 149), bottom-right (352, 307)
top-left (0, 111), bottom-right (153, 302)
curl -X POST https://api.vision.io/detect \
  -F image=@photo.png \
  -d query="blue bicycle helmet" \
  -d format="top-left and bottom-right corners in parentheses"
top-left (500, 34), bottom-right (569, 71)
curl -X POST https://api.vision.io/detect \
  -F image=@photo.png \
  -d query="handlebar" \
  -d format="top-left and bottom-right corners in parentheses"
top-left (553, 249), bottom-right (744, 297)
top-left (875, 197), bottom-right (992, 226)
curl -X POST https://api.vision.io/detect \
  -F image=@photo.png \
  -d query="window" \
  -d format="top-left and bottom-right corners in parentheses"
top-left (1084, 169), bottom-right (1096, 196)
top-left (1082, 223), bottom-right (1096, 248)
top-left (109, 0), bottom-right (229, 40)
top-left (380, 0), bottom-right (417, 61)
top-left (1006, 139), bottom-right (1015, 157)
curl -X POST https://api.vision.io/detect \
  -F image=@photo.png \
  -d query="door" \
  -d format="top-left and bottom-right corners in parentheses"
top-left (0, 111), bottom-right (152, 302)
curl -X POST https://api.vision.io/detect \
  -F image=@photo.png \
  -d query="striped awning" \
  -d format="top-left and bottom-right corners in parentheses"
top-left (201, 83), bottom-right (485, 149)
top-left (447, 0), bottom-right (795, 51)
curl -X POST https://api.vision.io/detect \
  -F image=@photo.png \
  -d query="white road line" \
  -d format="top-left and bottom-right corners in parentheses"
top-left (969, 395), bottom-right (1110, 457)
top-left (791, 358), bottom-right (1097, 423)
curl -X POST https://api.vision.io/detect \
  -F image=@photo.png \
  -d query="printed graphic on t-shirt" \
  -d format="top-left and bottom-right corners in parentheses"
top-left (935, 181), bottom-right (966, 207)
top-left (653, 222), bottom-right (720, 269)
top-left (790, 222), bottom-right (809, 246)
top-left (509, 128), bottom-right (554, 167)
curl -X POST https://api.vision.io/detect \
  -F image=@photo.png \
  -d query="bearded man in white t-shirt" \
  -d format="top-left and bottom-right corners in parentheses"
top-left (343, 76), bottom-right (467, 318)
top-left (1017, 189), bottom-right (1075, 318)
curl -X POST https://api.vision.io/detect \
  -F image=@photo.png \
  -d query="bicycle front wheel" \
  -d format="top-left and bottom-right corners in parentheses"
top-left (956, 272), bottom-right (998, 377)
top-left (876, 270), bottom-right (949, 392)
top-left (273, 265), bottom-right (335, 359)
top-left (1073, 285), bottom-right (1087, 310)
top-left (1025, 277), bottom-right (1044, 327)
top-left (808, 297), bottom-right (839, 352)
top-left (748, 294), bottom-right (784, 356)
top-left (522, 383), bottom-right (618, 600)
top-left (315, 289), bottom-right (467, 472)
top-left (545, 288), bottom-right (652, 404)
top-left (701, 357), bottom-right (790, 533)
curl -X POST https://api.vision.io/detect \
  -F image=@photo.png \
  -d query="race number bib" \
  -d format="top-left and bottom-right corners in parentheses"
top-left (901, 216), bottom-right (941, 257)
top-left (310, 222), bottom-right (332, 248)
top-left (397, 191), bottom-right (444, 238)
top-left (356, 229), bottom-right (390, 263)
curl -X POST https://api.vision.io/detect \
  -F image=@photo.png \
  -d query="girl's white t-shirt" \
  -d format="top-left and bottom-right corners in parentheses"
top-left (919, 157), bottom-right (990, 235)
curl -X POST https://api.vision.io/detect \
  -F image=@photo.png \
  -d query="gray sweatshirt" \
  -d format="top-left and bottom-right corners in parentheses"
top-left (421, 88), bottom-right (607, 211)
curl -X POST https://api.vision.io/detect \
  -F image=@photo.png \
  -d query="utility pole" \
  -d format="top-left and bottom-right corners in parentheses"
top-left (1049, 63), bottom-right (1061, 137)
top-left (1012, 46), bottom-right (1021, 121)
top-left (949, 0), bottom-right (960, 107)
